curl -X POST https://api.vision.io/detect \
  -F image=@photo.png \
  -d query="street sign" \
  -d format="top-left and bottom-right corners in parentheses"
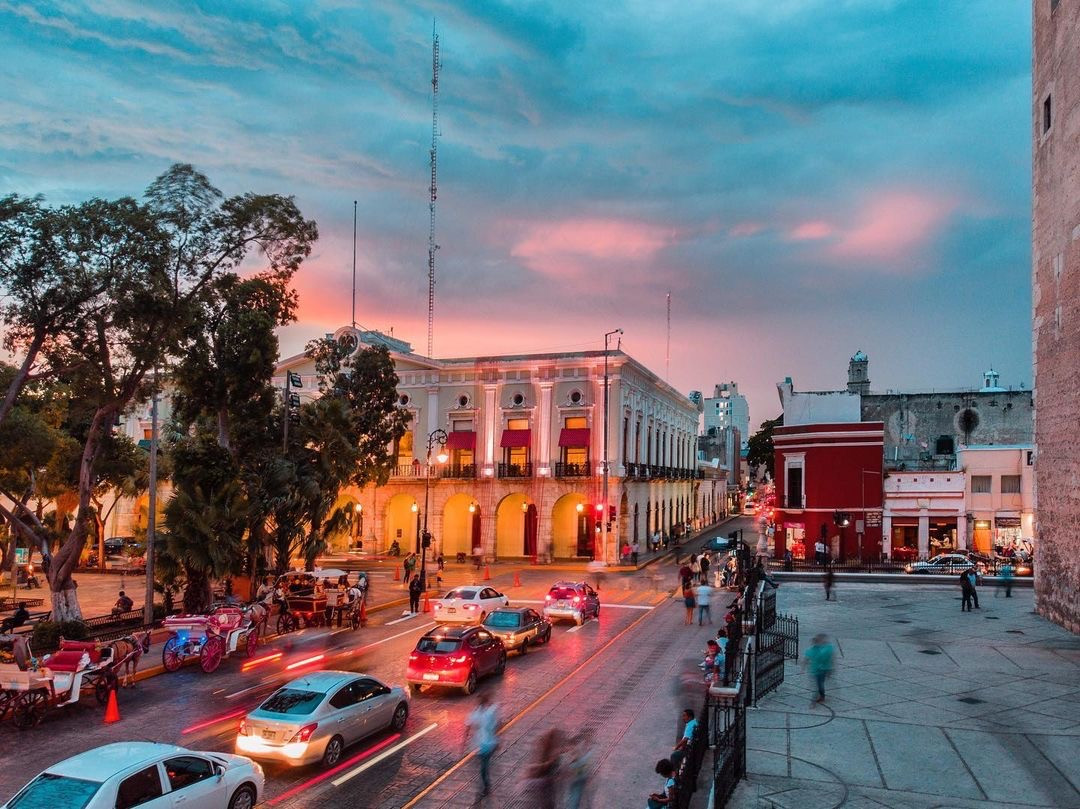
top-left (14, 548), bottom-right (28, 565)
top-left (865, 510), bottom-right (882, 527)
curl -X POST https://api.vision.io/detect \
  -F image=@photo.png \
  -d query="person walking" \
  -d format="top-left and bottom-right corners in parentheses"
top-left (966, 567), bottom-right (980, 609)
top-left (465, 691), bottom-right (499, 798)
top-left (959, 569), bottom-right (974, 612)
top-left (823, 564), bottom-right (835, 601)
top-left (522, 727), bottom-right (563, 809)
top-left (803, 633), bottom-right (835, 704)
top-left (631, 539), bottom-right (640, 566)
top-left (408, 574), bottom-right (422, 614)
top-left (564, 729), bottom-right (594, 809)
top-left (699, 553), bottom-right (711, 584)
top-left (695, 580), bottom-right (714, 626)
top-left (999, 561), bottom-right (1014, 597)
top-left (682, 580), bottom-right (695, 626)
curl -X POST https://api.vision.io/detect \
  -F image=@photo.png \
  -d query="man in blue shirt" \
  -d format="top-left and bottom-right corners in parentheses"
top-left (671, 708), bottom-right (698, 767)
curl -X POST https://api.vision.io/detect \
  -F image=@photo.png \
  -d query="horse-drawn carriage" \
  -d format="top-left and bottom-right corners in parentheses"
top-left (0, 632), bottom-right (149, 729)
top-left (160, 604), bottom-right (265, 674)
top-left (271, 569), bottom-right (366, 633)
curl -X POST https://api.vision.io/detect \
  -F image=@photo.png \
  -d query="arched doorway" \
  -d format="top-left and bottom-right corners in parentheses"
top-left (442, 493), bottom-right (479, 559)
top-left (385, 493), bottom-right (417, 555)
top-left (524, 504), bottom-right (538, 559)
top-left (495, 493), bottom-right (529, 558)
top-left (619, 492), bottom-right (630, 548)
top-left (551, 493), bottom-right (590, 559)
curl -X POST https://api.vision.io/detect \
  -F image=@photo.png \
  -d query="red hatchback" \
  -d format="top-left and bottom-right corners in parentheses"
top-left (406, 625), bottom-right (506, 695)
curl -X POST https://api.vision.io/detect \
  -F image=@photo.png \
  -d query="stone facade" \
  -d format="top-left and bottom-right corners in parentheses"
top-left (1033, 0), bottom-right (1080, 632)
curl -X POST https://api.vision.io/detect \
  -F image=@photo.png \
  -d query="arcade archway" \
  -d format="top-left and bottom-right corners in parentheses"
top-left (495, 493), bottom-right (530, 558)
top-left (552, 493), bottom-right (591, 559)
top-left (384, 493), bottom-right (417, 555)
top-left (442, 493), bottom-right (480, 559)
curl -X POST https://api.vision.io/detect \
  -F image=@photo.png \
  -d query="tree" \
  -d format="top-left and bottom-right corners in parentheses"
top-left (0, 165), bottom-right (317, 620)
top-left (746, 415), bottom-right (783, 480)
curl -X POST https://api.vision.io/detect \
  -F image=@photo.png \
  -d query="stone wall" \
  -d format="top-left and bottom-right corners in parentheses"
top-left (1033, 0), bottom-right (1080, 633)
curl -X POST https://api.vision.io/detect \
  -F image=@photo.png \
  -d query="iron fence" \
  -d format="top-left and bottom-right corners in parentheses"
top-left (674, 697), bottom-right (710, 809)
top-left (751, 631), bottom-right (786, 706)
top-left (708, 653), bottom-right (748, 809)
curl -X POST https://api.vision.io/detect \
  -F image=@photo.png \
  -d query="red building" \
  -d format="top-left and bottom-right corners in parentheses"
top-left (773, 422), bottom-right (884, 561)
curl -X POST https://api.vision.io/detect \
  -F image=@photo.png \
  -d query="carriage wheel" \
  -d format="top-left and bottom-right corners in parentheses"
top-left (162, 637), bottom-right (184, 672)
top-left (276, 612), bottom-right (297, 635)
top-left (0, 691), bottom-right (15, 721)
top-left (94, 671), bottom-right (119, 706)
top-left (200, 636), bottom-right (225, 673)
top-left (12, 690), bottom-right (47, 730)
top-left (244, 631), bottom-right (258, 658)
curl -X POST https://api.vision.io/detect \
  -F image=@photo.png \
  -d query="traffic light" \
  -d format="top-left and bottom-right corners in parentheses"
top-left (421, 531), bottom-right (432, 549)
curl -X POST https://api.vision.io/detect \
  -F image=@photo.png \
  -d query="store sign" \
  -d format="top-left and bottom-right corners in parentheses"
top-left (14, 547), bottom-right (28, 565)
top-left (865, 510), bottom-right (882, 527)
top-left (995, 517), bottom-right (1022, 528)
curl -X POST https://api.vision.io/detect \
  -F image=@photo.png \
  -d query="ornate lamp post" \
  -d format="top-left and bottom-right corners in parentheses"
top-left (420, 428), bottom-right (449, 588)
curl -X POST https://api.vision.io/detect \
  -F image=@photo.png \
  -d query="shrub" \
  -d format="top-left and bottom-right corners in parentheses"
top-left (31, 620), bottom-right (89, 653)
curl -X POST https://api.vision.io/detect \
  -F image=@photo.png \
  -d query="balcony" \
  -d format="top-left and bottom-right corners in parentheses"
top-left (554, 462), bottom-right (590, 478)
top-left (442, 464), bottom-right (477, 479)
top-left (393, 463), bottom-right (436, 478)
top-left (497, 462), bottom-right (533, 479)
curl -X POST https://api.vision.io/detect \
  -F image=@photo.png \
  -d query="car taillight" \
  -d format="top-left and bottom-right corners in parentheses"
top-left (238, 719), bottom-right (248, 736)
top-left (409, 652), bottom-right (419, 661)
top-left (449, 654), bottom-right (469, 664)
top-left (288, 723), bottom-right (318, 743)
top-left (463, 604), bottom-right (477, 610)
top-left (545, 594), bottom-right (552, 600)
top-left (573, 596), bottom-right (581, 604)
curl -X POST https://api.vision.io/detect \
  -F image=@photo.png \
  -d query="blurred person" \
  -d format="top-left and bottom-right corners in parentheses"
top-left (1, 602), bottom-right (30, 634)
top-left (960, 569), bottom-right (975, 612)
top-left (522, 727), bottom-right (563, 809)
top-left (464, 691), bottom-right (499, 798)
top-left (682, 580), bottom-right (695, 626)
top-left (631, 538), bottom-right (640, 566)
top-left (999, 561), bottom-right (1014, 597)
top-left (823, 564), bottom-right (835, 601)
top-left (647, 759), bottom-right (676, 808)
top-left (408, 574), bottom-right (422, 614)
top-left (112, 590), bottom-right (133, 616)
top-left (699, 552), bottom-right (711, 583)
top-left (695, 579), bottom-right (714, 626)
top-left (802, 634), bottom-right (835, 704)
top-left (565, 728), bottom-right (594, 809)
top-left (966, 566), bottom-right (980, 608)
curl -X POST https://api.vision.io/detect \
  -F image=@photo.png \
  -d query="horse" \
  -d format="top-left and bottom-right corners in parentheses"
top-left (241, 601), bottom-right (269, 643)
top-left (106, 630), bottom-right (151, 688)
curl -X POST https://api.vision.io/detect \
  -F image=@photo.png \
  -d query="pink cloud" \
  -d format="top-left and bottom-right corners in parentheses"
top-left (510, 217), bottom-right (677, 280)
top-left (729, 222), bottom-right (765, 238)
top-left (789, 220), bottom-right (834, 241)
top-left (833, 191), bottom-right (957, 259)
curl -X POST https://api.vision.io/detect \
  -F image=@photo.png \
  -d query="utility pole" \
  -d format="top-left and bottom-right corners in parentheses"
top-left (602, 328), bottom-right (622, 564)
top-left (143, 368), bottom-right (158, 628)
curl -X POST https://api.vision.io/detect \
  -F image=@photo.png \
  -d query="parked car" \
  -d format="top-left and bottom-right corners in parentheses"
top-left (432, 586), bottom-right (509, 625)
top-left (482, 607), bottom-right (552, 654)
top-left (103, 537), bottom-right (134, 556)
top-left (406, 625), bottom-right (506, 695)
top-left (236, 671), bottom-right (408, 768)
top-left (542, 581), bottom-right (600, 626)
top-left (0, 742), bottom-right (263, 809)
top-left (904, 554), bottom-right (986, 576)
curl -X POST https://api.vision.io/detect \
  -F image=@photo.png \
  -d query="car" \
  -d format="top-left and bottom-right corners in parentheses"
top-left (236, 671), bottom-right (408, 768)
top-left (103, 536), bottom-right (134, 556)
top-left (406, 625), bottom-right (506, 695)
top-left (542, 581), bottom-right (600, 626)
top-left (0, 742), bottom-right (263, 809)
top-left (904, 554), bottom-right (986, 576)
top-left (482, 607), bottom-right (552, 654)
top-left (432, 586), bottom-right (509, 624)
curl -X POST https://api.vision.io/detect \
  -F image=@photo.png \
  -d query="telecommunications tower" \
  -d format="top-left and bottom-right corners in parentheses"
top-left (427, 23), bottom-right (440, 357)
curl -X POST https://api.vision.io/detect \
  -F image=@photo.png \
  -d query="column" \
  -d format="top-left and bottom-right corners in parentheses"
top-left (917, 513), bottom-right (930, 557)
top-left (955, 510), bottom-right (968, 550)
top-left (426, 386), bottom-right (439, 437)
top-left (481, 507), bottom-right (496, 563)
top-left (539, 382), bottom-right (553, 475)
top-left (881, 514), bottom-right (892, 559)
top-left (482, 384), bottom-right (497, 474)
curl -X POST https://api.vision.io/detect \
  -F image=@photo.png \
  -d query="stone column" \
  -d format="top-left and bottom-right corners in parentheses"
top-left (955, 510), bottom-right (968, 550)
top-left (917, 513), bottom-right (930, 557)
top-left (881, 514), bottom-right (893, 559)
top-left (539, 382), bottom-right (553, 475)
top-left (482, 384), bottom-right (498, 475)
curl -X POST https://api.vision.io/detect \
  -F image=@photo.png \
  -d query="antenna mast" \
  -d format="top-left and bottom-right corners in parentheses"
top-left (351, 200), bottom-right (357, 328)
top-left (427, 23), bottom-right (440, 357)
top-left (665, 291), bottom-right (671, 381)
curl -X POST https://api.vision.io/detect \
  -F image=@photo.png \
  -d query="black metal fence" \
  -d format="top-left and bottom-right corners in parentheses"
top-left (673, 698), bottom-right (710, 809)
top-left (708, 651), bottom-right (749, 809)
top-left (770, 556), bottom-right (1033, 577)
top-left (751, 631), bottom-right (786, 707)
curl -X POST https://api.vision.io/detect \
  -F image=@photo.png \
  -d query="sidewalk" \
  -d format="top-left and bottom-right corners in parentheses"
top-left (730, 583), bottom-right (1080, 809)
top-left (410, 565), bottom-right (724, 808)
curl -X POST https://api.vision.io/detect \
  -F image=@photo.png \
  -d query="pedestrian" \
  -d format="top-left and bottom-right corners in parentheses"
top-left (652, 530), bottom-right (661, 552)
top-left (814, 538), bottom-right (826, 566)
top-left (473, 543), bottom-right (483, 570)
top-left (437, 553), bottom-right (445, 572)
top-left (408, 574), bottom-right (422, 614)
top-left (621, 541), bottom-right (631, 564)
top-left (564, 728), bottom-right (594, 809)
top-left (631, 538), bottom-right (640, 566)
top-left (959, 569), bottom-right (974, 612)
top-left (802, 633), bottom-right (835, 704)
top-left (678, 561), bottom-right (692, 587)
top-left (966, 567), bottom-right (980, 608)
top-left (1000, 562), bottom-right (1014, 597)
top-left (464, 691), bottom-right (499, 798)
top-left (671, 708), bottom-right (699, 768)
top-left (695, 580), bottom-right (714, 626)
top-left (682, 580), bottom-right (695, 626)
top-left (783, 548), bottom-right (794, 572)
top-left (690, 554), bottom-right (700, 580)
top-left (823, 564), bottom-right (835, 601)
top-left (522, 727), bottom-right (563, 809)
top-left (647, 759), bottom-right (677, 808)
top-left (700, 553), bottom-right (711, 583)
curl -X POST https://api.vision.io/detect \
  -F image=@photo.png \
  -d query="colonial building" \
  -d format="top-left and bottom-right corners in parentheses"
top-left (276, 327), bottom-right (722, 564)
top-left (1033, 0), bottom-right (1080, 632)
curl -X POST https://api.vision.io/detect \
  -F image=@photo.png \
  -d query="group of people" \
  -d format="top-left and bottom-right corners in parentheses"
top-left (464, 692), bottom-right (594, 807)
top-left (646, 707), bottom-right (702, 807)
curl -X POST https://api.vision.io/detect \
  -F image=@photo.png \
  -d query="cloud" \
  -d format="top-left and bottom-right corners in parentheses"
top-left (833, 190), bottom-right (958, 261)
top-left (509, 218), bottom-right (678, 281)
top-left (789, 220), bottom-right (834, 241)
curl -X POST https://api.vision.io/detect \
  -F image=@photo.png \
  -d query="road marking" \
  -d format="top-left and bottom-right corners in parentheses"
top-left (403, 605), bottom-right (656, 808)
top-left (566, 620), bottom-right (593, 633)
top-left (513, 599), bottom-right (653, 611)
top-left (387, 612), bottom-right (422, 625)
top-left (346, 622), bottom-right (436, 656)
top-left (332, 723), bottom-right (439, 786)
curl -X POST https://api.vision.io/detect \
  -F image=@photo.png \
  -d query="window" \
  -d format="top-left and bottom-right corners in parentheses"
top-left (569, 389), bottom-right (583, 405)
top-left (163, 757), bottom-right (215, 791)
top-left (971, 475), bottom-right (992, 494)
top-left (1000, 475), bottom-right (1022, 494)
top-left (787, 467), bottom-right (803, 508)
top-left (353, 678), bottom-right (387, 701)
top-left (1044, 94), bottom-right (1052, 134)
top-left (457, 393), bottom-right (470, 408)
top-left (417, 637), bottom-right (460, 653)
top-left (259, 688), bottom-right (324, 715)
top-left (116, 766), bottom-right (163, 809)
top-left (7, 774), bottom-right (101, 809)
top-left (396, 430), bottom-right (414, 466)
top-left (329, 682), bottom-right (360, 709)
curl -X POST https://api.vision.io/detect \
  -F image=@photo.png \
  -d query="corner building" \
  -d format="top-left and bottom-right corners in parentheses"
top-left (1033, 0), bottom-right (1080, 632)
top-left (276, 328), bottom-right (724, 564)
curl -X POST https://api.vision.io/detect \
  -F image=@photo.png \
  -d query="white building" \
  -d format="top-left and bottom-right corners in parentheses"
top-left (704, 382), bottom-right (750, 451)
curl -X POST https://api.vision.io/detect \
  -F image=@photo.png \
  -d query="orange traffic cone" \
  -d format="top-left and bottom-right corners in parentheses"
top-left (513, 570), bottom-right (521, 587)
top-left (483, 565), bottom-right (491, 581)
top-left (394, 565), bottom-right (400, 582)
top-left (104, 688), bottom-right (121, 724)
top-left (422, 594), bottom-right (431, 613)
top-left (359, 598), bottom-right (368, 627)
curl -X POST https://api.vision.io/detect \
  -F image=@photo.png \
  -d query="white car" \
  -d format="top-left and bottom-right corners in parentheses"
top-left (432, 586), bottom-right (509, 624)
top-left (904, 554), bottom-right (985, 576)
top-left (1, 742), bottom-right (263, 809)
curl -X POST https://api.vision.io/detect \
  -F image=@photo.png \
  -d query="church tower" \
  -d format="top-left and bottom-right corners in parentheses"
top-left (847, 350), bottom-right (870, 394)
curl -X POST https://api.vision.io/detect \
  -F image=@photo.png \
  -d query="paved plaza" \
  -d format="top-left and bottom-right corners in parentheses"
top-left (732, 582), bottom-right (1080, 809)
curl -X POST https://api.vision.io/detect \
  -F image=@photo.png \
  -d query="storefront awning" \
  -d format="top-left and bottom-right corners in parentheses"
top-left (558, 427), bottom-right (590, 448)
top-left (445, 431), bottom-right (476, 451)
top-left (500, 429), bottom-right (532, 448)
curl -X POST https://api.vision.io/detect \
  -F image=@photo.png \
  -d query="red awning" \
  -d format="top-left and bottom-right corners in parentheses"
top-left (445, 431), bottom-right (476, 451)
top-left (500, 429), bottom-right (532, 448)
top-left (558, 428), bottom-right (591, 448)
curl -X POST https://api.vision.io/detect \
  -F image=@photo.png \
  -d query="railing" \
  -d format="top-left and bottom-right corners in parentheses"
top-left (497, 462), bottom-right (533, 478)
top-left (769, 556), bottom-right (1032, 576)
top-left (674, 700), bottom-right (710, 809)
top-left (441, 464), bottom-right (476, 479)
top-left (392, 463), bottom-right (436, 478)
top-left (554, 462), bottom-right (590, 478)
top-left (708, 649), bottom-right (749, 809)
top-left (884, 455), bottom-right (957, 472)
top-left (0, 597), bottom-right (44, 612)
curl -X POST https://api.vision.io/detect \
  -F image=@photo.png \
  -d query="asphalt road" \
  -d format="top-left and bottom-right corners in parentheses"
top-left (0, 546), bottom-right (713, 808)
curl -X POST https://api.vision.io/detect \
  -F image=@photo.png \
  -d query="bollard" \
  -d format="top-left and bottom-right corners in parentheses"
top-left (513, 570), bottom-right (521, 587)
top-left (394, 565), bottom-right (400, 582)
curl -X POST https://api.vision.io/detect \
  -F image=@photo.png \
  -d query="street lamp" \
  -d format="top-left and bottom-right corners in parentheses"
top-left (420, 428), bottom-right (448, 589)
top-left (602, 328), bottom-right (622, 564)
top-left (352, 503), bottom-right (363, 550)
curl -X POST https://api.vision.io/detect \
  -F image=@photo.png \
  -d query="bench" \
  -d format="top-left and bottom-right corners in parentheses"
top-left (9, 611), bottom-right (51, 635)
